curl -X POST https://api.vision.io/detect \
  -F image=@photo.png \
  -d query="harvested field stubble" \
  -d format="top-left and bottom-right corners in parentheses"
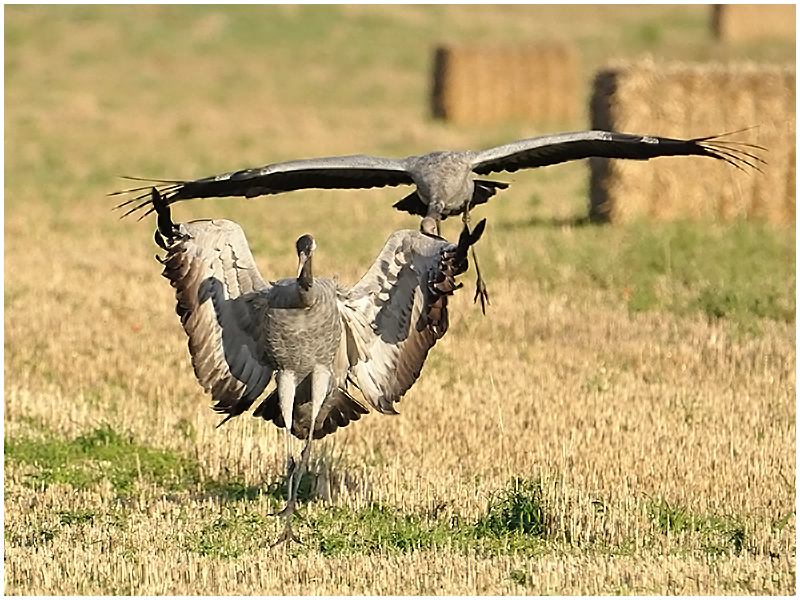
top-left (5, 270), bottom-right (795, 593)
top-left (3, 476), bottom-right (795, 595)
top-left (4, 5), bottom-right (796, 596)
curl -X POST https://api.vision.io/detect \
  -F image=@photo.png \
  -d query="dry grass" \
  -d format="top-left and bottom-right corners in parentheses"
top-left (4, 5), bottom-right (796, 595)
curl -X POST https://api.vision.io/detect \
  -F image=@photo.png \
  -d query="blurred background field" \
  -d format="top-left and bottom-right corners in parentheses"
top-left (4, 5), bottom-right (796, 595)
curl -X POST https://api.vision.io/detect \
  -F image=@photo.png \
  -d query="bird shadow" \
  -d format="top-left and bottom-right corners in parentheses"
top-left (187, 468), bottom-right (319, 509)
top-left (493, 213), bottom-right (602, 231)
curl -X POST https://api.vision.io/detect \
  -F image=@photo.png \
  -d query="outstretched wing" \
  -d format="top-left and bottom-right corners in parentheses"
top-left (115, 154), bottom-right (416, 218)
top-left (338, 223), bottom-right (483, 414)
top-left (470, 130), bottom-right (764, 175)
top-left (158, 218), bottom-right (274, 421)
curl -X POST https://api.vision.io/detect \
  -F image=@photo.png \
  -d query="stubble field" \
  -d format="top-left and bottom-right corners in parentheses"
top-left (4, 5), bottom-right (796, 595)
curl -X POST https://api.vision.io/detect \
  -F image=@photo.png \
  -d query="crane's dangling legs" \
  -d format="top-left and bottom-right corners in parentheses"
top-left (462, 206), bottom-right (489, 314)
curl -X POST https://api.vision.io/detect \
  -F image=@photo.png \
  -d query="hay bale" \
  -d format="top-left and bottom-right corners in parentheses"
top-left (431, 43), bottom-right (578, 125)
top-left (712, 4), bottom-right (796, 42)
top-left (590, 60), bottom-right (796, 225)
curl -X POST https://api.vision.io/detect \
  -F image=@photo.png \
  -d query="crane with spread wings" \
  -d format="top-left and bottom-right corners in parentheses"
top-left (118, 129), bottom-right (761, 311)
top-left (151, 189), bottom-right (484, 543)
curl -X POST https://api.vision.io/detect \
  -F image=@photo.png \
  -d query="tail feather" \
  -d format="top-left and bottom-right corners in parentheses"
top-left (250, 380), bottom-right (369, 440)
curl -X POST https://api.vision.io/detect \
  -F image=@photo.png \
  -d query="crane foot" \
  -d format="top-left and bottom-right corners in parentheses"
top-left (474, 276), bottom-right (490, 315)
top-left (271, 522), bottom-right (303, 547)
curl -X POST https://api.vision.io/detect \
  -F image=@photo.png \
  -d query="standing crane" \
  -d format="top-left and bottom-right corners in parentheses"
top-left (151, 189), bottom-right (484, 544)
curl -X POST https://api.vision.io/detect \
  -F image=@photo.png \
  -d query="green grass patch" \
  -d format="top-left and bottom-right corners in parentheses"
top-left (172, 477), bottom-right (553, 559)
top-left (647, 497), bottom-right (750, 556)
top-left (5, 419), bottom-right (325, 511)
top-left (58, 508), bottom-right (96, 526)
top-left (304, 477), bottom-right (550, 557)
top-left (187, 510), bottom-right (270, 559)
top-left (522, 220), bottom-right (795, 326)
top-left (4, 423), bottom-right (201, 494)
top-left (185, 478), bottom-right (551, 560)
top-left (476, 476), bottom-right (549, 538)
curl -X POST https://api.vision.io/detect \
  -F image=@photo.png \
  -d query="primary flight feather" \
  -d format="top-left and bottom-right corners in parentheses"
top-left (121, 129), bottom-right (762, 312)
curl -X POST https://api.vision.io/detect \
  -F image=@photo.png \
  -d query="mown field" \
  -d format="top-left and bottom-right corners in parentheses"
top-left (4, 5), bottom-right (796, 595)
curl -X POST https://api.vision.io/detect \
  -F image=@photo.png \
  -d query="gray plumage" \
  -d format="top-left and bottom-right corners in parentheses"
top-left (116, 129), bottom-right (762, 225)
top-left (159, 218), bottom-right (477, 428)
top-left (152, 189), bottom-right (483, 542)
top-left (118, 129), bottom-right (761, 313)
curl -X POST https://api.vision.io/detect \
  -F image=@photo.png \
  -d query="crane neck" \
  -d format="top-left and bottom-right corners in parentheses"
top-left (298, 252), bottom-right (314, 300)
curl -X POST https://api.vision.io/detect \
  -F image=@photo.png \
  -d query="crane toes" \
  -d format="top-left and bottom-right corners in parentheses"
top-left (474, 276), bottom-right (490, 315)
top-left (271, 522), bottom-right (303, 547)
top-left (270, 498), bottom-right (304, 546)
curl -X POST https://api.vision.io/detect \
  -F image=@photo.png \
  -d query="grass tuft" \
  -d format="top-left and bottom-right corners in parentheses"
top-left (647, 497), bottom-right (753, 557)
top-left (307, 478), bottom-right (550, 557)
top-left (187, 511), bottom-right (270, 559)
top-left (58, 509), bottom-right (96, 526)
top-left (509, 568), bottom-right (528, 586)
top-left (477, 476), bottom-right (548, 537)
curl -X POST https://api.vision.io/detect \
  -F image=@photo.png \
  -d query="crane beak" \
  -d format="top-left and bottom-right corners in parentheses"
top-left (297, 251), bottom-right (310, 277)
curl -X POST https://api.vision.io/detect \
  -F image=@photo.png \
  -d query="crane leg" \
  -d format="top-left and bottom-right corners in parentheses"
top-left (271, 371), bottom-right (301, 546)
top-left (272, 368), bottom-right (330, 547)
top-left (462, 208), bottom-right (489, 314)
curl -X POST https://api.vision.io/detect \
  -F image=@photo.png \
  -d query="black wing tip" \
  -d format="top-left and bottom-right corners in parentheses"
top-left (698, 139), bottom-right (767, 173)
top-left (110, 176), bottom-right (184, 219)
top-left (460, 218), bottom-right (486, 247)
top-left (448, 217), bottom-right (486, 272)
top-left (604, 128), bottom-right (768, 173)
top-left (472, 218), bottom-right (486, 239)
top-left (215, 413), bottom-right (237, 429)
top-left (643, 128), bottom-right (767, 173)
top-left (151, 187), bottom-right (182, 248)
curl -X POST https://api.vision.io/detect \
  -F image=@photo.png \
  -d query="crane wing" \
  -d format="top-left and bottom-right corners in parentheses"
top-left (470, 130), bottom-right (763, 175)
top-left (115, 154), bottom-right (415, 218)
top-left (338, 223), bottom-right (483, 414)
top-left (158, 218), bottom-right (275, 421)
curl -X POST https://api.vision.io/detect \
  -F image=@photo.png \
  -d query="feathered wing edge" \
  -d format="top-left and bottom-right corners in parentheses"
top-left (155, 196), bottom-right (368, 440)
top-left (153, 188), bottom-right (481, 438)
top-left (158, 218), bottom-right (275, 422)
top-left (113, 154), bottom-right (416, 220)
top-left (338, 222), bottom-right (483, 414)
top-left (470, 129), bottom-right (765, 175)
